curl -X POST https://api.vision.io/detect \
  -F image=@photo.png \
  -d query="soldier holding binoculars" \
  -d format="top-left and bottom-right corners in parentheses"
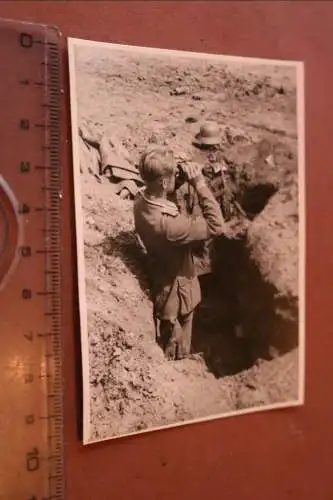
top-left (133, 144), bottom-right (224, 361)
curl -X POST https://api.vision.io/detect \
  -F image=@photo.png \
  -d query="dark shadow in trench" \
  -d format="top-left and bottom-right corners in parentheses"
top-left (191, 180), bottom-right (299, 378)
top-left (191, 235), bottom-right (299, 378)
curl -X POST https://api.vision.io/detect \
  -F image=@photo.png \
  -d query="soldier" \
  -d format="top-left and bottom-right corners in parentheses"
top-left (188, 122), bottom-right (245, 339)
top-left (173, 122), bottom-right (236, 279)
top-left (133, 146), bottom-right (224, 361)
top-left (189, 125), bottom-right (279, 344)
top-left (192, 121), bottom-right (237, 221)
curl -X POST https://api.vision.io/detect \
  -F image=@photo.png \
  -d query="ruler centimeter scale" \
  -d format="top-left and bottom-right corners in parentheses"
top-left (0, 19), bottom-right (65, 500)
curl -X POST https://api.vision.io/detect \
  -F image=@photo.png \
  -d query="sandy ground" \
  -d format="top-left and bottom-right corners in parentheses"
top-left (72, 44), bottom-right (302, 442)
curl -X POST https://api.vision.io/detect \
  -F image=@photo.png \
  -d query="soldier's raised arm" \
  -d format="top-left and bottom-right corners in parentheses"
top-left (163, 163), bottom-right (224, 245)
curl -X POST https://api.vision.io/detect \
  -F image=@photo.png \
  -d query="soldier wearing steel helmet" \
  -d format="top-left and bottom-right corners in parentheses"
top-left (192, 121), bottom-right (236, 221)
top-left (180, 121), bottom-right (276, 222)
top-left (174, 122), bottom-right (246, 343)
top-left (173, 121), bottom-right (238, 278)
top-left (181, 122), bottom-right (279, 345)
top-left (175, 122), bottom-right (237, 223)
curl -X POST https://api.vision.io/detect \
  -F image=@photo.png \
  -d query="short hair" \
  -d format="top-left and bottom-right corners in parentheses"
top-left (138, 147), bottom-right (176, 183)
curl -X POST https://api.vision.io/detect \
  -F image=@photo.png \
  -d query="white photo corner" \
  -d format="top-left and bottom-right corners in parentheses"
top-left (68, 37), bottom-right (306, 445)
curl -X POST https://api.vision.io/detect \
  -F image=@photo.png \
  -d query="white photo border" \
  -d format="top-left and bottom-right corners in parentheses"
top-left (67, 37), bottom-right (306, 445)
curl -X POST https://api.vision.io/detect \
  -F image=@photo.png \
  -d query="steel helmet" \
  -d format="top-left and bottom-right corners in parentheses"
top-left (193, 121), bottom-right (221, 146)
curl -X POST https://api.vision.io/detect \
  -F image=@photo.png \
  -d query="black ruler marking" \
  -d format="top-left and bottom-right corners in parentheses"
top-left (41, 31), bottom-right (65, 500)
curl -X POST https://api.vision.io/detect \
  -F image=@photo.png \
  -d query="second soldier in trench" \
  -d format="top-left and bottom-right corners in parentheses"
top-left (178, 121), bottom-right (278, 349)
top-left (175, 121), bottom-right (247, 342)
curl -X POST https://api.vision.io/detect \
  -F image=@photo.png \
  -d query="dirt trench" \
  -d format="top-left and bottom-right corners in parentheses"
top-left (116, 173), bottom-right (299, 382)
top-left (80, 123), bottom-right (300, 390)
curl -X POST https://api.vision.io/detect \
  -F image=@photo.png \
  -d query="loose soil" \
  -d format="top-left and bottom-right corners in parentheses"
top-left (73, 45), bottom-right (301, 442)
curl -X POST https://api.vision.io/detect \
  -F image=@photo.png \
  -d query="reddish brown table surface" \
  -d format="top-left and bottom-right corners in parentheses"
top-left (0, 2), bottom-right (332, 499)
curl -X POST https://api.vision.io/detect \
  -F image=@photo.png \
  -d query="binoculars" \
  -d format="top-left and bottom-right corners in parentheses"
top-left (175, 161), bottom-right (189, 189)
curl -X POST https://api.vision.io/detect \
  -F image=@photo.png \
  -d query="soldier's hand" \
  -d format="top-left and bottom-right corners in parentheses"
top-left (182, 162), bottom-right (205, 187)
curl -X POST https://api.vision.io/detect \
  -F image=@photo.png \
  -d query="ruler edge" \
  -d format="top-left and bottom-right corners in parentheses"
top-left (1, 17), bottom-right (68, 499)
top-left (45, 21), bottom-right (68, 500)
top-left (0, 16), bottom-right (63, 38)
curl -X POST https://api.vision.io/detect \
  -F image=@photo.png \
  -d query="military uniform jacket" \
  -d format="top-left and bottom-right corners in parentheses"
top-left (133, 182), bottom-right (224, 321)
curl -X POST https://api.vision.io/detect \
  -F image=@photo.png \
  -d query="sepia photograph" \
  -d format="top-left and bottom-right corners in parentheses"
top-left (68, 38), bottom-right (305, 445)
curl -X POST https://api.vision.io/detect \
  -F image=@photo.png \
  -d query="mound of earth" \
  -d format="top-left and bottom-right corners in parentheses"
top-left (75, 47), bottom-right (301, 440)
